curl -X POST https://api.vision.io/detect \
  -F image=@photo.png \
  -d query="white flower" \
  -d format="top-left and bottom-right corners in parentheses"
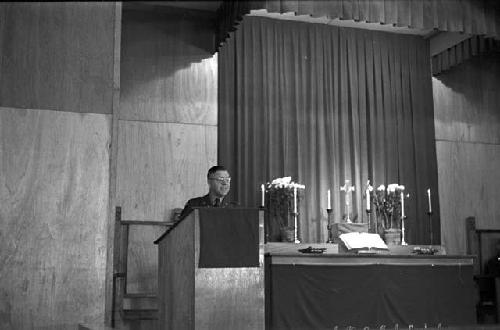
top-left (271, 176), bottom-right (291, 185)
top-left (398, 185), bottom-right (405, 191)
top-left (268, 176), bottom-right (304, 190)
top-left (387, 183), bottom-right (399, 193)
top-left (377, 184), bottom-right (385, 191)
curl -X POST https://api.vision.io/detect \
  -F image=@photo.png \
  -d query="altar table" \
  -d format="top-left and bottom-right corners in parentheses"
top-left (265, 244), bottom-right (475, 329)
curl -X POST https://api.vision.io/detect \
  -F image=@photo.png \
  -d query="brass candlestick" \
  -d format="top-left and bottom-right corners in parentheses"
top-left (401, 215), bottom-right (408, 246)
top-left (427, 211), bottom-right (433, 245)
top-left (291, 211), bottom-right (300, 243)
top-left (326, 209), bottom-right (334, 243)
top-left (366, 209), bottom-right (372, 233)
top-left (259, 205), bottom-right (268, 243)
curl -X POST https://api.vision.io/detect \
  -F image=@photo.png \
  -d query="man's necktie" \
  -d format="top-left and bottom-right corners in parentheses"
top-left (213, 198), bottom-right (220, 207)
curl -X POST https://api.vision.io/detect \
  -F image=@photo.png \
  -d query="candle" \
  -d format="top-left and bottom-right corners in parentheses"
top-left (261, 184), bottom-right (265, 207)
top-left (327, 189), bottom-right (331, 209)
top-left (427, 188), bottom-right (432, 213)
top-left (401, 191), bottom-right (405, 218)
top-left (366, 188), bottom-right (371, 211)
top-left (294, 186), bottom-right (298, 213)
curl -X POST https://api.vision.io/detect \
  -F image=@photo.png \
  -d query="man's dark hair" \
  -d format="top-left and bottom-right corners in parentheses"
top-left (207, 165), bottom-right (228, 178)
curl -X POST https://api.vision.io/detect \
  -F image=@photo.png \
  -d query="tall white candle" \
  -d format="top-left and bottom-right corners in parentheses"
top-left (294, 186), bottom-right (298, 213)
top-left (261, 184), bottom-right (265, 207)
top-left (427, 188), bottom-right (432, 213)
top-left (401, 191), bottom-right (405, 218)
top-left (366, 188), bottom-right (371, 211)
top-left (327, 189), bottom-right (331, 209)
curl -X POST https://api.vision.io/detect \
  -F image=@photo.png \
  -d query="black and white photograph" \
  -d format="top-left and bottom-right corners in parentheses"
top-left (0, 1), bottom-right (499, 329)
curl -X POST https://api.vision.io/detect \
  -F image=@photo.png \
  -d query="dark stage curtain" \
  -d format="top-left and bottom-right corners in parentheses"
top-left (218, 16), bottom-right (440, 244)
top-left (216, 0), bottom-right (500, 49)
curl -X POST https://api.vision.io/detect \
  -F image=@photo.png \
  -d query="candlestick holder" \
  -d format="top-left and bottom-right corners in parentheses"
top-left (259, 206), bottom-right (268, 243)
top-left (401, 215), bottom-right (408, 246)
top-left (291, 212), bottom-right (300, 243)
top-left (326, 209), bottom-right (334, 243)
top-left (427, 211), bottom-right (433, 245)
top-left (365, 209), bottom-right (372, 233)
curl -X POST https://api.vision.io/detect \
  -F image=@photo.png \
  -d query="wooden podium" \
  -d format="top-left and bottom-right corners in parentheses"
top-left (155, 208), bottom-right (264, 330)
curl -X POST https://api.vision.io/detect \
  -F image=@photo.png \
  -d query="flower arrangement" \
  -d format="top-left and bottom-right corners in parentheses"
top-left (267, 177), bottom-right (306, 190)
top-left (372, 183), bottom-right (405, 231)
top-left (265, 177), bottom-right (305, 241)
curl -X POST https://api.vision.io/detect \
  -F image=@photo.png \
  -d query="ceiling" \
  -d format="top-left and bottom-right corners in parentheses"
top-left (249, 10), bottom-right (436, 37)
top-left (138, 1), bottom-right (436, 37)
top-left (139, 1), bottom-right (223, 12)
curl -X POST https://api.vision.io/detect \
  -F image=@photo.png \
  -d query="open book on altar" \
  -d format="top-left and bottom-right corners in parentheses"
top-left (339, 232), bottom-right (388, 250)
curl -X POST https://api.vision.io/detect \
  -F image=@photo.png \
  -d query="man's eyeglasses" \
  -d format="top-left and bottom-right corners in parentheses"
top-left (209, 177), bottom-right (231, 184)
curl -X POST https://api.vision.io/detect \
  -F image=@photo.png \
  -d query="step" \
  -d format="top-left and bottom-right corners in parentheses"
top-left (121, 308), bottom-right (159, 320)
top-left (123, 292), bottom-right (156, 298)
top-left (78, 324), bottom-right (114, 330)
top-left (122, 294), bottom-right (158, 310)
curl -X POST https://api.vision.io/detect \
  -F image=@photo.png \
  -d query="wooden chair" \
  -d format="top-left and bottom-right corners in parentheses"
top-left (112, 206), bottom-right (176, 327)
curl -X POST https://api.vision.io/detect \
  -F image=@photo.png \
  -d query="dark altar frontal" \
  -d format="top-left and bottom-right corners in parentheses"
top-left (265, 243), bottom-right (476, 330)
top-left (156, 209), bottom-right (475, 330)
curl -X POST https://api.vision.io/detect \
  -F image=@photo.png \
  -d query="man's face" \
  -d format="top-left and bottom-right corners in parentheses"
top-left (208, 170), bottom-right (231, 198)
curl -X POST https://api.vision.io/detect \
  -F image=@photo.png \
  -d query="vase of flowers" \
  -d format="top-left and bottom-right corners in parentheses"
top-left (265, 177), bottom-right (305, 242)
top-left (372, 183), bottom-right (405, 245)
top-left (279, 226), bottom-right (296, 243)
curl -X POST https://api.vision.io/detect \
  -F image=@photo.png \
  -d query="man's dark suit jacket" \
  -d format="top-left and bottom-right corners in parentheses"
top-left (179, 194), bottom-right (234, 220)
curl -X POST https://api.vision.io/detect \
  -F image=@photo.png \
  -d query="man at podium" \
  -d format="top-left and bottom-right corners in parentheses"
top-left (156, 166), bottom-right (264, 330)
top-left (179, 165), bottom-right (233, 220)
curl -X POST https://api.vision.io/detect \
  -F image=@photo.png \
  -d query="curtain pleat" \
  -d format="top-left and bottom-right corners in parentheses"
top-left (219, 16), bottom-right (439, 243)
top-left (216, 0), bottom-right (500, 50)
top-left (356, 31), bottom-right (369, 224)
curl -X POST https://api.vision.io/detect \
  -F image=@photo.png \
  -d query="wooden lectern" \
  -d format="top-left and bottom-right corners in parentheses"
top-left (155, 208), bottom-right (264, 330)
